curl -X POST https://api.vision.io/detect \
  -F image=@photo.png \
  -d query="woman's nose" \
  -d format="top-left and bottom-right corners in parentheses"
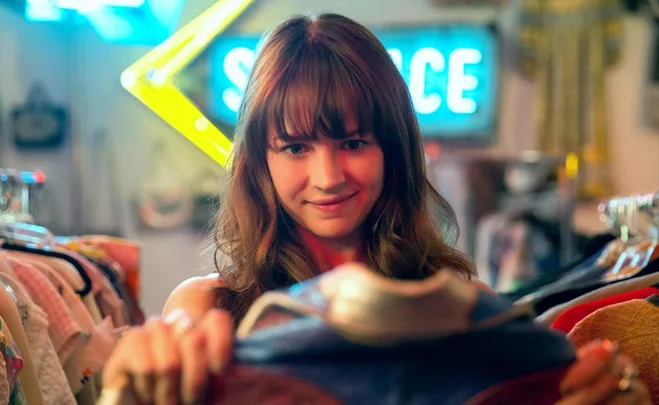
top-left (310, 150), bottom-right (346, 192)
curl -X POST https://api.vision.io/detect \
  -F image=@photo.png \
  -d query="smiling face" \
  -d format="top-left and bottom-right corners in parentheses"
top-left (215, 14), bottom-right (476, 302)
top-left (234, 13), bottom-right (421, 255)
top-left (266, 122), bottom-right (384, 242)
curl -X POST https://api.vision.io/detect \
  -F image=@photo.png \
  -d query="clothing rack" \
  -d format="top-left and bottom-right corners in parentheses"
top-left (598, 192), bottom-right (659, 223)
top-left (597, 192), bottom-right (659, 243)
top-left (0, 167), bottom-right (145, 404)
top-left (599, 192), bottom-right (659, 212)
top-left (0, 168), bottom-right (47, 223)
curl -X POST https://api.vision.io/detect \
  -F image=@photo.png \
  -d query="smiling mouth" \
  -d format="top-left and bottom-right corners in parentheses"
top-left (307, 192), bottom-right (357, 207)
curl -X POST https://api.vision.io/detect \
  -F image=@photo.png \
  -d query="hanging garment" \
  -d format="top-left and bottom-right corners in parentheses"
top-left (475, 213), bottom-right (511, 287)
top-left (568, 296), bottom-right (659, 404)
top-left (59, 240), bottom-right (144, 325)
top-left (518, 258), bottom-right (659, 318)
top-left (33, 261), bottom-right (116, 396)
top-left (76, 236), bottom-right (142, 311)
top-left (0, 256), bottom-right (83, 364)
top-left (0, 259), bottom-right (43, 405)
top-left (0, 315), bottom-right (27, 405)
top-left (221, 271), bottom-right (576, 405)
top-left (35, 255), bottom-right (104, 323)
top-left (0, 341), bottom-right (10, 405)
top-left (502, 233), bottom-right (617, 302)
top-left (476, 213), bottom-right (563, 293)
top-left (95, 261), bottom-right (141, 325)
top-left (56, 248), bottom-right (128, 327)
top-left (0, 273), bottom-right (76, 405)
top-left (536, 272), bottom-right (659, 326)
top-left (551, 286), bottom-right (659, 333)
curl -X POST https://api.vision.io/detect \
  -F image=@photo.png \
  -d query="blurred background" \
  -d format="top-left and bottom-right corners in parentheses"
top-left (0, 0), bottom-right (657, 316)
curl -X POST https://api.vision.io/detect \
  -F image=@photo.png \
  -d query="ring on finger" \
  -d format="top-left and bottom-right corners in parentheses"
top-left (618, 363), bottom-right (639, 393)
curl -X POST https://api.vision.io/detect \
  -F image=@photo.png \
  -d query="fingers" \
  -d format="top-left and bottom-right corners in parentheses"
top-left (180, 329), bottom-right (210, 404)
top-left (557, 351), bottom-right (652, 405)
top-left (557, 358), bottom-right (624, 404)
top-left (126, 335), bottom-right (156, 403)
top-left (606, 381), bottom-right (653, 405)
top-left (560, 340), bottom-right (618, 394)
top-left (198, 309), bottom-right (234, 373)
top-left (103, 310), bottom-right (234, 405)
top-left (178, 309), bottom-right (233, 403)
top-left (146, 319), bottom-right (182, 405)
top-left (165, 309), bottom-right (195, 337)
top-left (103, 327), bottom-right (151, 391)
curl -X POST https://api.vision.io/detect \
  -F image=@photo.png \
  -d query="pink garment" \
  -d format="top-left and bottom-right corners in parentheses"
top-left (76, 236), bottom-right (141, 308)
top-left (56, 248), bottom-right (129, 327)
top-left (0, 254), bottom-right (82, 364)
top-left (0, 273), bottom-right (76, 405)
top-left (34, 263), bottom-right (118, 394)
top-left (77, 236), bottom-right (140, 273)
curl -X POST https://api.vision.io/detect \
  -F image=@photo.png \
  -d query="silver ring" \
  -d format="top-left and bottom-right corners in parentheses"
top-left (618, 364), bottom-right (639, 392)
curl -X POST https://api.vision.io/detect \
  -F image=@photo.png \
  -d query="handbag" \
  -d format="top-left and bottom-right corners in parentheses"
top-left (11, 83), bottom-right (68, 150)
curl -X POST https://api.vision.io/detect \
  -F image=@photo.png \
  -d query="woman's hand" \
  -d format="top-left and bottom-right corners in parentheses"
top-left (556, 340), bottom-right (652, 405)
top-left (103, 308), bottom-right (234, 405)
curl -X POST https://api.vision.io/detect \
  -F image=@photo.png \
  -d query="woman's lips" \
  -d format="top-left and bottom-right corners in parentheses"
top-left (307, 192), bottom-right (357, 212)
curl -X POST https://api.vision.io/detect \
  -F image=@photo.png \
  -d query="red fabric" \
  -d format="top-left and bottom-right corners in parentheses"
top-left (551, 287), bottom-right (659, 333)
top-left (465, 366), bottom-right (568, 405)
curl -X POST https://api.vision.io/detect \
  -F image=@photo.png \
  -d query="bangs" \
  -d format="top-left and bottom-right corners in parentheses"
top-left (263, 43), bottom-right (375, 144)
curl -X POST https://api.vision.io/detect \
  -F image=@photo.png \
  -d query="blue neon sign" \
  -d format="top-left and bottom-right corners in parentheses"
top-left (23, 0), bottom-right (184, 45)
top-left (209, 25), bottom-right (498, 138)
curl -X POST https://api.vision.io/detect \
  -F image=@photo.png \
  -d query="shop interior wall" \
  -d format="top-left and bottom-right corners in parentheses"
top-left (0, 0), bottom-right (657, 315)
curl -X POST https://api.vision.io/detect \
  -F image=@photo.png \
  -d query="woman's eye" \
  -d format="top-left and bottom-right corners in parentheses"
top-left (284, 144), bottom-right (306, 155)
top-left (343, 140), bottom-right (365, 151)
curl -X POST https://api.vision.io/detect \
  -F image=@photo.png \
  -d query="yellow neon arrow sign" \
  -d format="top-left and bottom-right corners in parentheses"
top-left (120, 0), bottom-right (256, 167)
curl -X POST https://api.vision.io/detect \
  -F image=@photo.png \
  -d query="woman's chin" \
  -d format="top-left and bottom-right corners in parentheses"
top-left (304, 222), bottom-right (359, 240)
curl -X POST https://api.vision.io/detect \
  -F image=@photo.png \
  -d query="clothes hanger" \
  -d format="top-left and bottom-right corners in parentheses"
top-left (513, 199), bottom-right (649, 307)
top-left (0, 178), bottom-right (92, 297)
top-left (602, 194), bottom-right (659, 282)
top-left (0, 221), bottom-right (54, 247)
top-left (537, 271), bottom-right (659, 326)
top-left (0, 242), bottom-right (93, 297)
top-left (0, 221), bottom-right (92, 296)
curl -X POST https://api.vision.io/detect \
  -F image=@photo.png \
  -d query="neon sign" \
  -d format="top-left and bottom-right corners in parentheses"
top-left (209, 25), bottom-right (498, 137)
top-left (24, 0), bottom-right (184, 45)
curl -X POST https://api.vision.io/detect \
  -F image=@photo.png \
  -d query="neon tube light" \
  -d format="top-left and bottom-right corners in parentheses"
top-left (120, 0), bottom-right (256, 167)
top-left (53, 0), bottom-right (145, 9)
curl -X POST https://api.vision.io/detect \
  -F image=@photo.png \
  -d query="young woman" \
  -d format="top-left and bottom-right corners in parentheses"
top-left (103, 13), bottom-right (651, 405)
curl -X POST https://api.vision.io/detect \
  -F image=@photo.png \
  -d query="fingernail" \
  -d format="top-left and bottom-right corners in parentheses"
top-left (602, 340), bottom-right (619, 353)
top-left (164, 309), bottom-right (186, 325)
top-left (165, 310), bottom-right (194, 337)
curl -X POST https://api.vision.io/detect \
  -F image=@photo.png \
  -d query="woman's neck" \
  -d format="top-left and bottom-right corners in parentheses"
top-left (297, 228), bottom-right (364, 273)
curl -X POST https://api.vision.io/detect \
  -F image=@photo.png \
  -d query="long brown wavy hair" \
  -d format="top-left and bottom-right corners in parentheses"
top-left (213, 13), bottom-right (476, 322)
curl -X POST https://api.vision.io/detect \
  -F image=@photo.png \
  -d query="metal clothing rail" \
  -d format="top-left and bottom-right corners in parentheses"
top-left (0, 169), bottom-right (47, 220)
top-left (598, 192), bottom-right (659, 234)
top-left (599, 192), bottom-right (659, 215)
